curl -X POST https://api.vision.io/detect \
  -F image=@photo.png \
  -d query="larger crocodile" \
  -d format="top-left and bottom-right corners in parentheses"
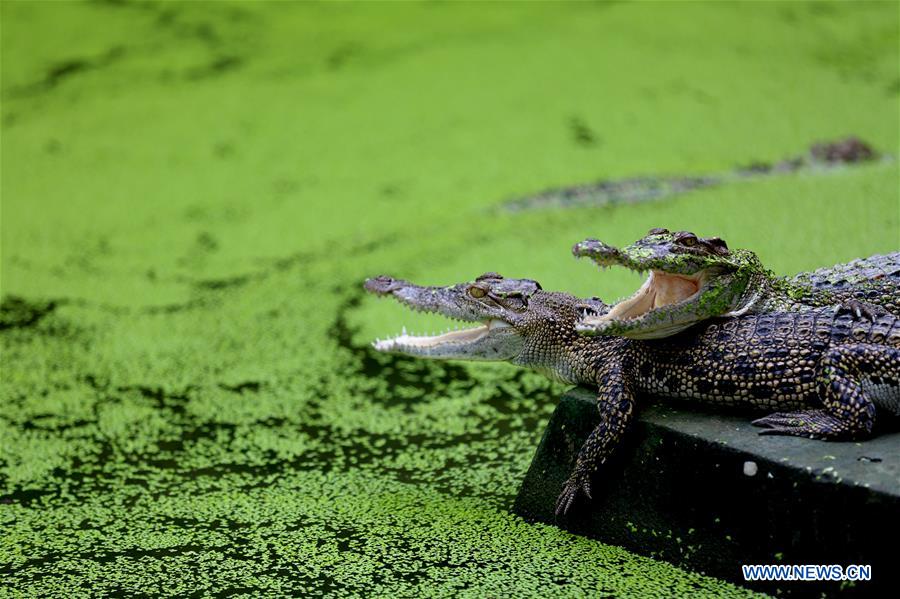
top-left (364, 272), bottom-right (900, 515)
top-left (572, 228), bottom-right (899, 339)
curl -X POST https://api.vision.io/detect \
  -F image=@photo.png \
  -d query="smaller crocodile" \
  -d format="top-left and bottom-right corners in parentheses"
top-left (572, 228), bottom-right (899, 339)
top-left (364, 272), bottom-right (900, 514)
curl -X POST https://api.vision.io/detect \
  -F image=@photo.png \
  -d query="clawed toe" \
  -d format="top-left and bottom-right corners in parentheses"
top-left (555, 476), bottom-right (592, 516)
top-left (835, 300), bottom-right (878, 322)
top-left (752, 413), bottom-right (801, 429)
top-left (750, 409), bottom-right (852, 440)
top-left (753, 416), bottom-right (806, 436)
top-left (555, 487), bottom-right (577, 516)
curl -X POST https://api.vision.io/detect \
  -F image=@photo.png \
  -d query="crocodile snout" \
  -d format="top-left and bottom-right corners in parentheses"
top-left (364, 275), bottom-right (406, 295)
top-left (572, 238), bottom-right (620, 260)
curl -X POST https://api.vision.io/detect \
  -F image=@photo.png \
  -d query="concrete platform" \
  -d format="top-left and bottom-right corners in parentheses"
top-left (513, 387), bottom-right (900, 597)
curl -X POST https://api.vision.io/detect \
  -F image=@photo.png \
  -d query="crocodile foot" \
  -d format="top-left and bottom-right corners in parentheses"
top-left (751, 409), bottom-right (852, 439)
top-left (834, 299), bottom-right (880, 322)
top-left (555, 471), bottom-right (592, 516)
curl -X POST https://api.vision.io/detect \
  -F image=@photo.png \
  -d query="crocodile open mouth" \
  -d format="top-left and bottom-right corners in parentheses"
top-left (363, 274), bottom-right (523, 359)
top-left (580, 270), bottom-right (706, 332)
top-left (373, 319), bottom-right (511, 352)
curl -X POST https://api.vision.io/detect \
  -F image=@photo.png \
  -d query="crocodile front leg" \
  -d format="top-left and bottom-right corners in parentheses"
top-left (752, 344), bottom-right (899, 439)
top-left (556, 365), bottom-right (635, 516)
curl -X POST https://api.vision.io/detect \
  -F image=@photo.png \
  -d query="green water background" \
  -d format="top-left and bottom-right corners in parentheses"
top-left (1, 1), bottom-right (898, 596)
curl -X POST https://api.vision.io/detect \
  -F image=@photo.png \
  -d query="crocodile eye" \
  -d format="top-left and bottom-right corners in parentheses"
top-left (676, 232), bottom-right (699, 247)
top-left (468, 286), bottom-right (487, 298)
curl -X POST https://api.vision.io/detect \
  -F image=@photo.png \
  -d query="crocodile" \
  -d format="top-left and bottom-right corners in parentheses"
top-left (364, 272), bottom-right (900, 515)
top-left (571, 228), bottom-right (899, 339)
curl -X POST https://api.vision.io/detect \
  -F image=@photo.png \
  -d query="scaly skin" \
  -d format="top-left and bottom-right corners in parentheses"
top-left (364, 273), bottom-right (900, 515)
top-left (572, 228), bottom-right (899, 339)
top-left (789, 252), bottom-right (900, 291)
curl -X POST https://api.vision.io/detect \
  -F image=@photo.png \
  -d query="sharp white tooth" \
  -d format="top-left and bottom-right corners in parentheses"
top-left (402, 326), bottom-right (407, 334)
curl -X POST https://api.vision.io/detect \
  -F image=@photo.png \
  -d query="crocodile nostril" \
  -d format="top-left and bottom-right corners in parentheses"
top-left (364, 275), bottom-right (398, 294)
top-left (573, 239), bottom-right (618, 257)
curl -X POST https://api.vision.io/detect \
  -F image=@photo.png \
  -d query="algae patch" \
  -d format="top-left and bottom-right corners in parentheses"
top-left (2, 0), bottom-right (897, 595)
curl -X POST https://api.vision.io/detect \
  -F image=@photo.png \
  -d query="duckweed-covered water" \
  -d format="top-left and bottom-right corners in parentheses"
top-left (2, 2), bottom-right (897, 596)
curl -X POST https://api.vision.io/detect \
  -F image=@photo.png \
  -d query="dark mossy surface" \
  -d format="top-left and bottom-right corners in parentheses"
top-left (1, 1), bottom-right (898, 596)
top-left (515, 388), bottom-right (900, 596)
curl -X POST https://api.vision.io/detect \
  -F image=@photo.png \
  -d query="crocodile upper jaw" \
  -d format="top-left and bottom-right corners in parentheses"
top-left (591, 270), bottom-right (703, 321)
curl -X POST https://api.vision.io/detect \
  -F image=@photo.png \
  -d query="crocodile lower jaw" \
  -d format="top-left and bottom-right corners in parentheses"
top-left (373, 319), bottom-right (510, 352)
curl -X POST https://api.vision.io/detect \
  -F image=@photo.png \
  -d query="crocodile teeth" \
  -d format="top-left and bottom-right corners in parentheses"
top-left (372, 318), bottom-right (513, 353)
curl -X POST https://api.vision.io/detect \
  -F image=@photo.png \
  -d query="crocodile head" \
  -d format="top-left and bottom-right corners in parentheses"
top-left (572, 228), bottom-right (760, 339)
top-left (364, 273), bottom-right (606, 381)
